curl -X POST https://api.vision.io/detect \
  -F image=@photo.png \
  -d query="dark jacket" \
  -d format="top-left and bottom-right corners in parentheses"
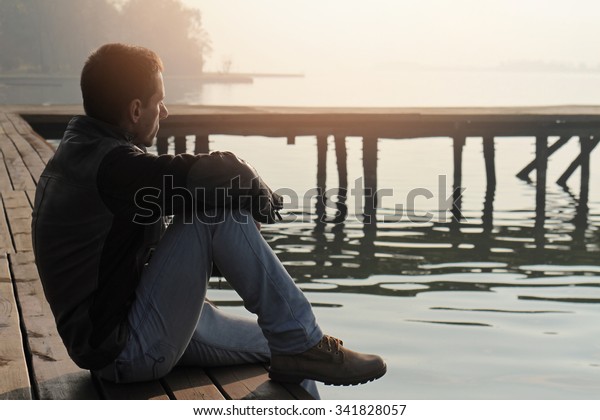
top-left (32, 115), bottom-right (282, 370)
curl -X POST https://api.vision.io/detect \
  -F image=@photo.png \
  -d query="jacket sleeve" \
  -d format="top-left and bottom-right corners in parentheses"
top-left (97, 146), bottom-right (282, 223)
top-left (186, 150), bottom-right (283, 223)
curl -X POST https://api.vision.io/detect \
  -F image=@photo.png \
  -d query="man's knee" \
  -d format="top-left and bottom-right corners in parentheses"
top-left (177, 207), bottom-right (253, 226)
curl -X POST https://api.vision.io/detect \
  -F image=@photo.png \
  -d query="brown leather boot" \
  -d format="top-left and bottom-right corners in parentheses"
top-left (269, 335), bottom-right (386, 386)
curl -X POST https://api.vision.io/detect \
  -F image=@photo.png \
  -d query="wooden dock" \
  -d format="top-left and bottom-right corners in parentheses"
top-left (0, 107), bottom-right (313, 400)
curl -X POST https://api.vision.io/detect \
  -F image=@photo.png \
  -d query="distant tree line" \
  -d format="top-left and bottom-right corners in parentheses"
top-left (0, 0), bottom-right (211, 76)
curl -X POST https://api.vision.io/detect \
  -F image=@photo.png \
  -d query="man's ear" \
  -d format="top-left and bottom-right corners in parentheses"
top-left (127, 99), bottom-right (143, 124)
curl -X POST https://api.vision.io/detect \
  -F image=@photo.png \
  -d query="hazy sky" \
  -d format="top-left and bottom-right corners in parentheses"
top-left (184, 0), bottom-right (600, 73)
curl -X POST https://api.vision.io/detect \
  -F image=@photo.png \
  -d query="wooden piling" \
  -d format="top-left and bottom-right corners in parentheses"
top-left (315, 135), bottom-right (328, 225)
top-left (332, 136), bottom-right (348, 224)
top-left (316, 135), bottom-right (328, 191)
top-left (557, 137), bottom-right (599, 187)
top-left (334, 136), bottom-right (348, 191)
top-left (452, 135), bottom-right (466, 222)
top-left (362, 136), bottom-right (378, 226)
top-left (579, 136), bottom-right (592, 207)
top-left (174, 136), bottom-right (186, 155)
top-left (535, 134), bottom-right (548, 247)
top-left (516, 136), bottom-right (572, 180)
top-left (194, 134), bottom-right (209, 154)
top-left (483, 136), bottom-right (496, 188)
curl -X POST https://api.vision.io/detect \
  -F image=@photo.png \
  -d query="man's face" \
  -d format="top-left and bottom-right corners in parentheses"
top-left (133, 72), bottom-right (168, 147)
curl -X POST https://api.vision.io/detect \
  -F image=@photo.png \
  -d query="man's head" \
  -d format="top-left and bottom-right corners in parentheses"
top-left (80, 43), bottom-right (169, 146)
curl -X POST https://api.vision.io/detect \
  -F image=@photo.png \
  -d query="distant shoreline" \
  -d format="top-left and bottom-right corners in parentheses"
top-left (0, 72), bottom-right (304, 86)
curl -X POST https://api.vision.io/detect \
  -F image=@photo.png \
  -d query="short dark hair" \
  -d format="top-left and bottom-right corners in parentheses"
top-left (80, 43), bottom-right (164, 125)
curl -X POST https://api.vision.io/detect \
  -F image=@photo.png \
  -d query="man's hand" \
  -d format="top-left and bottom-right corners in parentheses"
top-left (255, 221), bottom-right (262, 231)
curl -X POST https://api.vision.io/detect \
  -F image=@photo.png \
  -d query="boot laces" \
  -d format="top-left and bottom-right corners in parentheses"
top-left (318, 335), bottom-right (343, 354)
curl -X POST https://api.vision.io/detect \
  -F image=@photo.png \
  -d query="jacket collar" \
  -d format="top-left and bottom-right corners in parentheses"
top-left (65, 115), bottom-right (135, 143)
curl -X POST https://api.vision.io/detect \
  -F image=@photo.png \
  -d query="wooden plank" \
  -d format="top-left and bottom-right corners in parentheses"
top-left (0, 195), bottom-right (15, 255)
top-left (92, 374), bottom-right (169, 400)
top-left (7, 113), bottom-right (55, 164)
top-left (6, 113), bottom-right (37, 136)
top-left (1, 120), bottom-right (17, 137)
top-left (21, 131), bottom-right (56, 164)
top-left (0, 114), bottom-right (46, 183)
top-left (1, 191), bottom-right (32, 252)
top-left (277, 382), bottom-right (316, 400)
top-left (0, 112), bottom-right (9, 129)
top-left (0, 253), bottom-right (32, 399)
top-left (9, 251), bottom-right (99, 399)
top-left (25, 189), bottom-right (36, 210)
top-left (5, 132), bottom-right (46, 184)
top-left (0, 134), bottom-right (36, 191)
top-left (162, 366), bottom-right (225, 400)
top-left (207, 364), bottom-right (295, 400)
top-left (0, 149), bottom-right (13, 193)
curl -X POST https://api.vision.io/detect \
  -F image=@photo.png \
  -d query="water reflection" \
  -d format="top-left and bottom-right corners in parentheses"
top-left (246, 134), bottom-right (599, 307)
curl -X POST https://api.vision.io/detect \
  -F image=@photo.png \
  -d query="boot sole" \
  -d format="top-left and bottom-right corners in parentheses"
top-left (269, 363), bottom-right (387, 386)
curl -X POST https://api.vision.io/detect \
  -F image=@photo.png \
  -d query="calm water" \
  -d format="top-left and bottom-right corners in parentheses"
top-left (43, 70), bottom-right (600, 399)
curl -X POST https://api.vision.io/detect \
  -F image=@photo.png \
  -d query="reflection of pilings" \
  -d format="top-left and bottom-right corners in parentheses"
top-left (363, 136), bottom-right (378, 227)
top-left (557, 137), bottom-right (599, 187)
top-left (195, 134), bottom-right (209, 154)
top-left (361, 136), bottom-right (378, 271)
top-left (452, 135), bottom-right (465, 222)
top-left (335, 136), bottom-right (348, 190)
top-left (579, 136), bottom-right (592, 208)
top-left (315, 135), bottom-right (328, 228)
top-left (570, 176), bottom-right (590, 251)
top-left (482, 179), bottom-right (495, 234)
top-left (316, 135), bottom-right (328, 191)
top-left (174, 136), bottom-right (186, 155)
top-left (359, 223), bottom-right (377, 272)
top-left (535, 134), bottom-right (548, 248)
top-left (333, 136), bottom-right (349, 224)
top-left (483, 136), bottom-right (496, 188)
top-left (156, 136), bottom-right (169, 155)
top-left (516, 136), bottom-right (571, 180)
top-left (482, 135), bottom-right (497, 247)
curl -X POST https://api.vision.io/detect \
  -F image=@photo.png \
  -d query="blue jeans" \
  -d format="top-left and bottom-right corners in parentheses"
top-left (97, 209), bottom-right (323, 397)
